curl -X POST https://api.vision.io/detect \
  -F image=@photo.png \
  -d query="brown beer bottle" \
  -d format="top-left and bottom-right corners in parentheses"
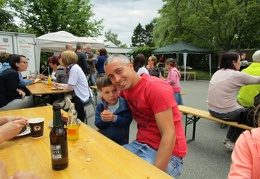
top-left (50, 104), bottom-right (68, 170)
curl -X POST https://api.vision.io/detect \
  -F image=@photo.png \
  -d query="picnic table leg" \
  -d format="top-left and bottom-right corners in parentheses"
top-left (184, 114), bottom-right (200, 143)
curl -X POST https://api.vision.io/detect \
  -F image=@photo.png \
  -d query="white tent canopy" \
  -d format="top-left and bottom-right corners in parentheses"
top-left (36, 31), bottom-right (104, 52)
top-left (35, 31), bottom-right (105, 70)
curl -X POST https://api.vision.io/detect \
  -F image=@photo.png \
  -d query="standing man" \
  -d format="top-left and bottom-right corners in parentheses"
top-left (75, 42), bottom-right (89, 77)
top-left (85, 44), bottom-right (94, 59)
top-left (65, 44), bottom-right (73, 51)
top-left (104, 54), bottom-right (187, 178)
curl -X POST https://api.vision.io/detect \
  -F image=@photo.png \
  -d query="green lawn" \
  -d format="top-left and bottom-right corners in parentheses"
top-left (180, 70), bottom-right (211, 80)
top-left (194, 70), bottom-right (211, 80)
top-left (164, 69), bottom-right (212, 80)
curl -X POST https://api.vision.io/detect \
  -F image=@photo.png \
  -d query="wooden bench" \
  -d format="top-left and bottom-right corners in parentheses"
top-left (178, 105), bottom-right (254, 143)
top-left (163, 71), bottom-right (196, 80)
top-left (180, 71), bottom-right (196, 80)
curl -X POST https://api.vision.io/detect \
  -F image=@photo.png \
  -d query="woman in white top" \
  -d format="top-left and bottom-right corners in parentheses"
top-left (56, 51), bottom-right (92, 121)
top-left (207, 51), bottom-right (260, 150)
top-left (133, 54), bottom-right (149, 76)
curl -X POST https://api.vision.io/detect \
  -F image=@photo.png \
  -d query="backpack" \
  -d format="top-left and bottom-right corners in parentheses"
top-left (239, 92), bottom-right (260, 127)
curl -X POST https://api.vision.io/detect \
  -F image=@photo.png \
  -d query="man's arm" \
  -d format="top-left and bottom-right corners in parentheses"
top-left (154, 108), bottom-right (176, 171)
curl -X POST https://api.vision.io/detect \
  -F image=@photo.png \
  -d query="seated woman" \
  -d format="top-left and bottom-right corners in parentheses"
top-left (54, 51), bottom-right (92, 121)
top-left (207, 51), bottom-right (260, 150)
top-left (0, 54), bottom-right (33, 111)
top-left (39, 55), bottom-right (60, 81)
top-left (146, 55), bottom-right (161, 77)
top-left (42, 55), bottom-right (68, 104)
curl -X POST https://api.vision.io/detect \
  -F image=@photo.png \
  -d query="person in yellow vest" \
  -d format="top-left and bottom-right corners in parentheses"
top-left (237, 50), bottom-right (260, 107)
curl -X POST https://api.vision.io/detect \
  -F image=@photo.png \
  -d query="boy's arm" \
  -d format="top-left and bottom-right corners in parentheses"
top-left (112, 110), bottom-right (132, 127)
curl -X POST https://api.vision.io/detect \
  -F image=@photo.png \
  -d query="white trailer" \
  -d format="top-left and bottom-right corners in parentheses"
top-left (0, 31), bottom-right (37, 77)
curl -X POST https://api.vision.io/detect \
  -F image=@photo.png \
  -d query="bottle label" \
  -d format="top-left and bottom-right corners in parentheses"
top-left (67, 128), bottom-right (77, 135)
top-left (51, 145), bottom-right (62, 160)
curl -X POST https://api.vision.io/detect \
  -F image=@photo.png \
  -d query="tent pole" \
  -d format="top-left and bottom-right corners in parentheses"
top-left (183, 53), bottom-right (187, 82)
top-left (209, 54), bottom-right (212, 77)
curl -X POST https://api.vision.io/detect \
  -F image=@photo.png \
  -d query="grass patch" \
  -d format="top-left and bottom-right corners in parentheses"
top-left (180, 70), bottom-right (211, 80)
top-left (163, 69), bottom-right (212, 80)
top-left (194, 70), bottom-right (211, 80)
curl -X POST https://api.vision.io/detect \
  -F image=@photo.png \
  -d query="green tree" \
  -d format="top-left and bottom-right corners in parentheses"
top-left (0, 2), bottom-right (19, 32)
top-left (131, 23), bottom-right (146, 47)
top-left (104, 29), bottom-right (127, 47)
top-left (154, 0), bottom-right (260, 53)
top-left (7, 0), bottom-right (103, 37)
top-left (144, 20), bottom-right (156, 47)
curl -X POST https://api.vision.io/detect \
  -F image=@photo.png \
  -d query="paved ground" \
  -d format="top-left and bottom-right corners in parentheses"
top-left (88, 80), bottom-right (233, 179)
top-left (178, 80), bottom-right (232, 179)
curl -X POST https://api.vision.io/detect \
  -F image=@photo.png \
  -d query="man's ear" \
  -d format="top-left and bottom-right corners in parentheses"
top-left (128, 62), bottom-right (133, 69)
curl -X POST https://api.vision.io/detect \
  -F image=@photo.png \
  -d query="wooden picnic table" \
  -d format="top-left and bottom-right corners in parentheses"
top-left (26, 82), bottom-right (69, 106)
top-left (0, 106), bottom-right (172, 179)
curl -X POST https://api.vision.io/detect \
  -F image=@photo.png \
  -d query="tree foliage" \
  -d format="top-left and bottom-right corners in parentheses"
top-left (104, 29), bottom-right (127, 47)
top-left (7, 0), bottom-right (103, 37)
top-left (131, 23), bottom-right (146, 47)
top-left (131, 21), bottom-right (156, 47)
top-left (131, 46), bottom-right (156, 58)
top-left (144, 21), bottom-right (155, 47)
top-left (0, 2), bottom-right (19, 32)
top-left (154, 0), bottom-right (260, 53)
top-left (0, 9), bottom-right (19, 32)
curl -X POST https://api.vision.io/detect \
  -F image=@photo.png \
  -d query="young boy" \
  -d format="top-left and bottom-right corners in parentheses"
top-left (95, 74), bottom-right (132, 145)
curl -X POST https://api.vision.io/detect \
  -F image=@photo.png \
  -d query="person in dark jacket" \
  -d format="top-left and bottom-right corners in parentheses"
top-left (95, 48), bottom-right (107, 74)
top-left (0, 54), bottom-right (33, 111)
top-left (94, 74), bottom-right (132, 145)
top-left (75, 42), bottom-right (89, 76)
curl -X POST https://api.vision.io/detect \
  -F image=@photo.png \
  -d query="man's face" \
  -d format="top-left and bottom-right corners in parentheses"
top-left (104, 60), bottom-right (135, 90)
top-left (67, 45), bottom-right (72, 51)
top-left (86, 46), bottom-right (91, 53)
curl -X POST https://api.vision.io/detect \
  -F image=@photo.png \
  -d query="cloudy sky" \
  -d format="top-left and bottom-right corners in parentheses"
top-left (90, 0), bottom-right (165, 46)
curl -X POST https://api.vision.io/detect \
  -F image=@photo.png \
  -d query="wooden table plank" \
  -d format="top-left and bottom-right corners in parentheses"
top-left (0, 106), bottom-right (172, 179)
top-left (26, 82), bottom-right (69, 95)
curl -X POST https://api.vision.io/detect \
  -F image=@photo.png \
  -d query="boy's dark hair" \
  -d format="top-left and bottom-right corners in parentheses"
top-left (96, 73), bottom-right (113, 91)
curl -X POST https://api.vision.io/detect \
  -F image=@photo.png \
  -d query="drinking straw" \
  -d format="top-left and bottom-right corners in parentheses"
top-left (41, 67), bottom-right (48, 74)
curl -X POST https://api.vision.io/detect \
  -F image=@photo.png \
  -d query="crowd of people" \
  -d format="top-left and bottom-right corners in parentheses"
top-left (2, 45), bottom-right (260, 178)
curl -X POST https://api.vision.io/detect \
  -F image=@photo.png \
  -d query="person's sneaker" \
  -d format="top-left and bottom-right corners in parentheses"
top-left (223, 137), bottom-right (230, 144)
top-left (225, 141), bottom-right (235, 150)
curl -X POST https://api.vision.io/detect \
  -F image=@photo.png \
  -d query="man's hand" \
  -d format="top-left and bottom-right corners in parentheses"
top-left (5, 116), bottom-right (28, 123)
top-left (0, 119), bottom-right (28, 143)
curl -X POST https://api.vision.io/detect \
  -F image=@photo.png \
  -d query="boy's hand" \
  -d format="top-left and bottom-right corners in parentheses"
top-left (101, 110), bottom-right (115, 122)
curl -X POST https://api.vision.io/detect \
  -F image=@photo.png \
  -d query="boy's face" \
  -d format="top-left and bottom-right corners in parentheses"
top-left (101, 85), bottom-right (119, 105)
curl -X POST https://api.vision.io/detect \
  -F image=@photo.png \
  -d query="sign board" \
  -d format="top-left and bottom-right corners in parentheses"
top-left (0, 31), bottom-right (37, 77)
